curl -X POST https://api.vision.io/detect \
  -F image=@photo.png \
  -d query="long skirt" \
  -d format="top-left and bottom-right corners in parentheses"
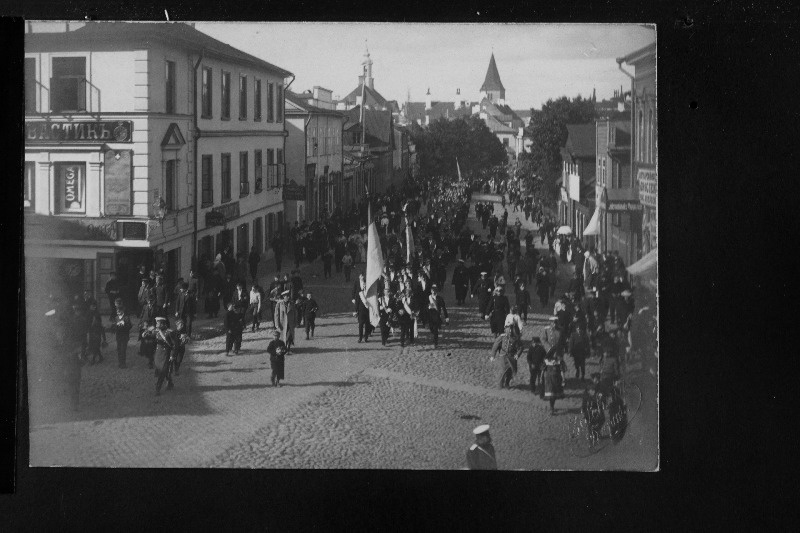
top-left (489, 313), bottom-right (505, 335)
top-left (542, 365), bottom-right (564, 399)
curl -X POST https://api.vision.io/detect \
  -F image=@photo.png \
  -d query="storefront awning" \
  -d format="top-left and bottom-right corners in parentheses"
top-left (583, 208), bottom-right (600, 235)
top-left (627, 248), bottom-right (657, 277)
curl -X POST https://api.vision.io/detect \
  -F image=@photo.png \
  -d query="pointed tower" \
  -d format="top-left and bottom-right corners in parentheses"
top-left (480, 53), bottom-right (506, 103)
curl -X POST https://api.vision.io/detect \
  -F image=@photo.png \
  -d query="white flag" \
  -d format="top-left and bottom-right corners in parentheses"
top-left (456, 158), bottom-right (463, 181)
top-left (365, 221), bottom-right (384, 327)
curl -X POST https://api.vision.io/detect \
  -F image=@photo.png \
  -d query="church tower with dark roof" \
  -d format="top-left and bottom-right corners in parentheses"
top-left (480, 53), bottom-right (506, 102)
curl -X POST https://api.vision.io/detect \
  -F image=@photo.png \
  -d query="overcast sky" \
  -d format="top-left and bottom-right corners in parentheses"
top-left (195, 23), bottom-right (656, 111)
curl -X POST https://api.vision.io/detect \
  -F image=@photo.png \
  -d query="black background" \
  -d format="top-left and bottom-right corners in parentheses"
top-left (2, 0), bottom-right (799, 529)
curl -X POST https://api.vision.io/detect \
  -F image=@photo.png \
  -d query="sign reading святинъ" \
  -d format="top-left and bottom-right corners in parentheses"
top-left (25, 120), bottom-right (133, 143)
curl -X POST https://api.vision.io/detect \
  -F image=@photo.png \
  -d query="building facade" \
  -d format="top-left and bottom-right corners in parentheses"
top-left (595, 119), bottom-right (640, 265)
top-left (619, 42), bottom-right (657, 256)
top-left (285, 88), bottom-right (345, 222)
top-left (558, 124), bottom-right (596, 238)
top-left (24, 22), bottom-right (292, 312)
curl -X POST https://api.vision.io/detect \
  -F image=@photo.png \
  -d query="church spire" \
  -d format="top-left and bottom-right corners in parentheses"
top-left (360, 40), bottom-right (374, 90)
top-left (480, 53), bottom-right (505, 102)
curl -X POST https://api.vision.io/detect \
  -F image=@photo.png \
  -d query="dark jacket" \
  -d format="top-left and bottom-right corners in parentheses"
top-left (224, 309), bottom-right (244, 333)
top-left (527, 342), bottom-right (547, 367)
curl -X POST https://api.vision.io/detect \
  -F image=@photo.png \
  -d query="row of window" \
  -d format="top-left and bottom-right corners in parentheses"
top-left (201, 66), bottom-right (283, 122)
top-left (23, 150), bottom-right (287, 214)
top-left (637, 106), bottom-right (656, 164)
top-left (198, 211), bottom-right (283, 260)
top-left (24, 55), bottom-right (286, 119)
top-left (306, 126), bottom-right (341, 156)
top-left (200, 149), bottom-right (285, 207)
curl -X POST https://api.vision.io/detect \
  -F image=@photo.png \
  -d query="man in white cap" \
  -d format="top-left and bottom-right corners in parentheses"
top-left (466, 425), bottom-right (497, 470)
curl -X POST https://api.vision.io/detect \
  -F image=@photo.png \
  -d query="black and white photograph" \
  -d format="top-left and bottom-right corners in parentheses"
top-left (22, 21), bottom-right (658, 470)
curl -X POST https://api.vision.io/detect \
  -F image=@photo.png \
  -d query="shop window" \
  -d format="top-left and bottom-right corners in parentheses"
top-left (25, 58), bottom-right (36, 114)
top-left (165, 60), bottom-right (177, 114)
top-left (24, 162), bottom-right (35, 210)
top-left (254, 150), bottom-right (263, 193)
top-left (201, 67), bottom-right (213, 118)
top-left (50, 57), bottom-right (86, 113)
top-left (267, 83), bottom-right (274, 122)
top-left (201, 155), bottom-right (213, 206)
top-left (221, 71), bottom-right (231, 120)
top-left (55, 162), bottom-right (86, 214)
top-left (239, 74), bottom-right (248, 120)
top-left (165, 160), bottom-right (177, 211)
top-left (239, 151), bottom-right (249, 196)
top-left (254, 78), bottom-right (262, 121)
top-left (221, 153), bottom-right (231, 202)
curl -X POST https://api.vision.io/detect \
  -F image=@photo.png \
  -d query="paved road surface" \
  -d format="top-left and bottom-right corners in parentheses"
top-left (27, 193), bottom-right (657, 470)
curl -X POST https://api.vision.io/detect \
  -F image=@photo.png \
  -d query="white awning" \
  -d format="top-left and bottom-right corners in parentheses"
top-left (628, 248), bottom-right (658, 277)
top-left (583, 208), bottom-right (600, 235)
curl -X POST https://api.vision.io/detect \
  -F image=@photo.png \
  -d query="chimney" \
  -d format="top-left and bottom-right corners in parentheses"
top-left (425, 88), bottom-right (432, 111)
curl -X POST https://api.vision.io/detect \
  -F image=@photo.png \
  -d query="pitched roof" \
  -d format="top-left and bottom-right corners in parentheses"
top-left (483, 113), bottom-right (517, 134)
top-left (26, 22), bottom-right (292, 77)
top-left (480, 53), bottom-right (505, 92)
top-left (341, 83), bottom-right (389, 109)
top-left (284, 91), bottom-right (344, 116)
top-left (564, 124), bottom-right (597, 158)
top-left (346, 106), bottom-right (394, 148)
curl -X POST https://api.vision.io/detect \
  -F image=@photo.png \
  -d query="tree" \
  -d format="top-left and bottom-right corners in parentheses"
top-left (525, 95), bottom-right (597, 204)
top-left (410, 116), bottom-right (507, 180)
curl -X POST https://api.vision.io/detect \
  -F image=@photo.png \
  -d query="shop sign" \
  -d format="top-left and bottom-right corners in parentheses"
top-left (605, 201), bottom-right (643, 212)
top-left (104, 150), bottom-right (132, 215)
top-left (25, 120), bottom-right (133, 143)
top-left (568, 174), bottom-right (581, 201)
top-left (206, 201), bottom-right (240, 227)
top-left (638, 168), bottom-right (658, 207)
top-left (283, 181), bottom-right (306, 201)
top-left (56, 163), bottom-right (85, 214)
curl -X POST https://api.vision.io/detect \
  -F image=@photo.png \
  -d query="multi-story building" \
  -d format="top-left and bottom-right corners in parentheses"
top-left (618, 42), bottom-right (657, 257)
top-left (24, 22), bottom-right (292, 312)
top-left (285, 87), bottom-right (345, 222)
top-left (557, 124), bottom-right (596, 238)
top-left (593, 119), bottom-right (639, 264)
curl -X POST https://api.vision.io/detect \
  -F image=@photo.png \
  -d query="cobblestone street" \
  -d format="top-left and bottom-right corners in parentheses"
top-left (28, 194), bottom-right (657, 470)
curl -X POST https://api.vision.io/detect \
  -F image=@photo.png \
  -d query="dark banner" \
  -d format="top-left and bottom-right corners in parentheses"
top-left (25, 120), bottom-right (133, 143)
top-left (104, 150), bottom-right (132, 216)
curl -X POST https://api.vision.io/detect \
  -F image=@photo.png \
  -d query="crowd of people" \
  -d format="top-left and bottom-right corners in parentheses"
top-left (38, 168), bottom-right (650, 425)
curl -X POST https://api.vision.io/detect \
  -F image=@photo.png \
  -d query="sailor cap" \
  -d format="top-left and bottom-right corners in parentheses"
top-left (473, 424), bottom-right (491, 435)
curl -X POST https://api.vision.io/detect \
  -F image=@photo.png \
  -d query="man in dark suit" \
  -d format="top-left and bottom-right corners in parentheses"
top-left (231, 281), bottom-right (249, 316)
top-left (527, 336), bottom-right (547, 394)
top-left (174, 282), bottom-right (195, 336)
top-left (485, 286), bottom-right (510, 338)
top-left (452, 259), bottom-right (470, 305)
top-left (303, 293), bottom-right (318, 340)
top-left (472, 272), bottom-right (494, 318)
top-left (466, 425), bottom-right (497, 470)
top-left (224, 304), bottom-right (244, 356)
top-left (351, 273), bottom-right (373, 343)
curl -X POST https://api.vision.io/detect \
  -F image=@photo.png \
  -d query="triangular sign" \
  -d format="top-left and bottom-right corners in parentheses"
top-left (161, 123), bottom-right (186, 148)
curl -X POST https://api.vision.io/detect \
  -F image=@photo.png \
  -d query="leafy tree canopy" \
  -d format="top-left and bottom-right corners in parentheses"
top-left (524, 95), bottom-right (597, 204)
top-left (410, 116), bottom-right (507, 181)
